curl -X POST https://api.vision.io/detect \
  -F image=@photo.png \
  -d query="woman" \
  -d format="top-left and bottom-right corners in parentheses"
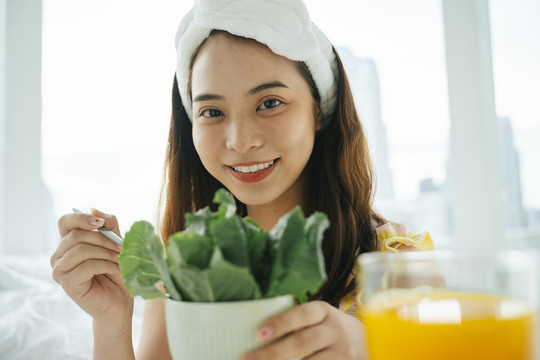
top-left (51, 1), bottom-right (431, 359)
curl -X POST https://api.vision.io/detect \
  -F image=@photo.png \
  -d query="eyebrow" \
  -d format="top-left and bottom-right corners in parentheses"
top-left (192, 81), bottom-right (289, 103)
top-left (192, 93), bottom-right (225, 103)
top-left (247, 81), bottom-right (289, 96)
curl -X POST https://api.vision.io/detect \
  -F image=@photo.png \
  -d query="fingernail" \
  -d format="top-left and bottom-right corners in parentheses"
top-left (89, 216), bottom-right (105, 227)
top-left (258, 325), bottom-right (274, 340)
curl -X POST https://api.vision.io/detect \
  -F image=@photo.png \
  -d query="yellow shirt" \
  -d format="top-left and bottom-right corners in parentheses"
top-left (339, 224), bottom-right (434, 320)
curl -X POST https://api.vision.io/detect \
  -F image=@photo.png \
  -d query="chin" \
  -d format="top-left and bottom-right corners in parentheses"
top-left (226, 184), bottom-right (281, 207)
top-left (233, 191), bottom-right (275, 207)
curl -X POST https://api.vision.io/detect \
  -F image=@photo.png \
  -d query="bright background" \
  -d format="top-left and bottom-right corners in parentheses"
top-left (1, 0), bottom-right (539, 254)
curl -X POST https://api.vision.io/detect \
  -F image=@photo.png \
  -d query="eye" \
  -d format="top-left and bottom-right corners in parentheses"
top-left (257, 98), bottom-right (283, 111)
top-left (200, 108), bottom-right (223, 118)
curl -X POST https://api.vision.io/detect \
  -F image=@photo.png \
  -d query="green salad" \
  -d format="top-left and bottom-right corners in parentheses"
top-left (118, 189), bottom-right (329, 303)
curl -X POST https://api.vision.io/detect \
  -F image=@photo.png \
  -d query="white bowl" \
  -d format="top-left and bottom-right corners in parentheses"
top-left (165, 295), bottom-right (295, 360)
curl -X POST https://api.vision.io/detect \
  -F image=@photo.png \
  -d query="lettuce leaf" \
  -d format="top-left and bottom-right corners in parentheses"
top-left (119, 188), bottom-right (329, 302)
top-left (119, 221), bottom-right (181, 300)
top-left (265, 211), bottom-right (329, 302)
top-left (243, 218), bottom-right (271, 294)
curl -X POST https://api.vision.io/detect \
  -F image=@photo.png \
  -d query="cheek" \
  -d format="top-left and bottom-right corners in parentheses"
top-left (273, 112), bottom-right (316, 152)
top-left (192, 125), bottom-right (218, 164)
top-left (192, 126), bottom-right (203, 156)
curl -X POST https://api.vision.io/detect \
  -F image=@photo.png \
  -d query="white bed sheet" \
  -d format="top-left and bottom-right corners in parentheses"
top-left (0, 255), bottom-right (144, 360)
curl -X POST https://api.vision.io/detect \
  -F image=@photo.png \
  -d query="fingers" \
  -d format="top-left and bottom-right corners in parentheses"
top-left (51, 231), bottom-right (122, 285)
top-left (51, 209), bottom-right (132, 322)
top-left (53, 209), bottom-right (122, 268)
top-left (305, 345), bottom-right (364, 360)
top-left (257, 301), bottom-right (329, 342)
top-left (247, 320), bottom-right (336, 360)
top-left (58, 212), bottom-right (105, 238)
top-left (90, 208), bottom-right (121, 237)
top-left (55, 259), bottom-right (122, 298)
top-left (242, 301), bottom-right (332, 360)
top-left (53, 242), bottom-right (119, 276)
top-left (155, 280), bottom-right (167, 295)
top-left (304, 332), bottom-right (367, 360)
top-left (51, 228), bottom-right (121, 269)
top-left (243, 302), bottom-right (367, 360)
top-left (305, 311), bottom-right (368, 360)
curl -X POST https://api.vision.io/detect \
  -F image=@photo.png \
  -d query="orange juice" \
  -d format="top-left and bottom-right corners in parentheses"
top-left (364, 290), bottom-right (537, 360)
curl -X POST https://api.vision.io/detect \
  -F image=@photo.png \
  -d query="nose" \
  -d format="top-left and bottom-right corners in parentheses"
top-left (225, 116), bottom-right (264, 154)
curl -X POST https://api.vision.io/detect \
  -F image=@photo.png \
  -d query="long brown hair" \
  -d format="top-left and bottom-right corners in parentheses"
top-left (159, 33), bottom-right (385, 307)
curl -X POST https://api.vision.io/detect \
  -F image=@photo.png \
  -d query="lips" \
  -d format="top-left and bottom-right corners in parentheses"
top-left (228, 158), bottom-right (279, 183)
top-left (231, 159), bottom-right (275, 174)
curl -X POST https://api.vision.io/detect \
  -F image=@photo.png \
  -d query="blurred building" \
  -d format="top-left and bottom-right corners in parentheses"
top-left (498, 117), bottom-right (527, 228)
top-left (337, 47), bottom-right (394, 201)
top-left (526, 209), bottom-right (540, 227)
top-left (335, 49), bottom-right (533, 239)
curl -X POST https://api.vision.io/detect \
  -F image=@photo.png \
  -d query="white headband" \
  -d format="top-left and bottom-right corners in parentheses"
top-left (175, 0), bottom-right (339, 128)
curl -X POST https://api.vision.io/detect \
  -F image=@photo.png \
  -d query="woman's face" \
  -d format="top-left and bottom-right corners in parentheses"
top-left (190, 33), bottom-right (320, 209)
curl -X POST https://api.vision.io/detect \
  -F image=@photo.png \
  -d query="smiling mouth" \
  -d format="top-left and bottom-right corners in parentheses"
top-left (230, 159), bottom-right (276, 174)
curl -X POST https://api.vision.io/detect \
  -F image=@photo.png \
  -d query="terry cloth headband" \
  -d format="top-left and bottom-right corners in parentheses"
top-left (175, 0), bottom-right (339, 128)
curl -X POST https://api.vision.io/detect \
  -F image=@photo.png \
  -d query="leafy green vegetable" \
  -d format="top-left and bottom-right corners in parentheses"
top-left (243, 218), bottom-right (271, 293)
top-left (119, 188), bottom-right (329, 303)
top-left (265, 211), bottom-right (330, 303)
top-left (167, 231), bottom-right (214, 269)
top-left (205, 247), bottom-right (262, 301)
top-left (119, 221), bottom-right (181, 300)
top-left (210, 215), bottom-right (249, 267)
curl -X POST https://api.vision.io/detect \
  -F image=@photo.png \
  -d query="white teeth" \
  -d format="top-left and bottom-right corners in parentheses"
top-left (232, 160), bottom-right (275, 173)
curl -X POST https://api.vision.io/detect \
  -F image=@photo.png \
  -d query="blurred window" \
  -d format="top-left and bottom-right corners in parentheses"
top-left (489, 0), bottom-right (540, 235)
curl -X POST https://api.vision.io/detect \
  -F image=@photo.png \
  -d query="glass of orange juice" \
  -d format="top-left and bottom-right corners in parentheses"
top-left (357, 250), bottom-right (539, 360)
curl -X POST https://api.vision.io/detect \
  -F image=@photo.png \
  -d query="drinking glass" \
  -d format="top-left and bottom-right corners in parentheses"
top-left (357, 250), bottom-right (539, 360)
